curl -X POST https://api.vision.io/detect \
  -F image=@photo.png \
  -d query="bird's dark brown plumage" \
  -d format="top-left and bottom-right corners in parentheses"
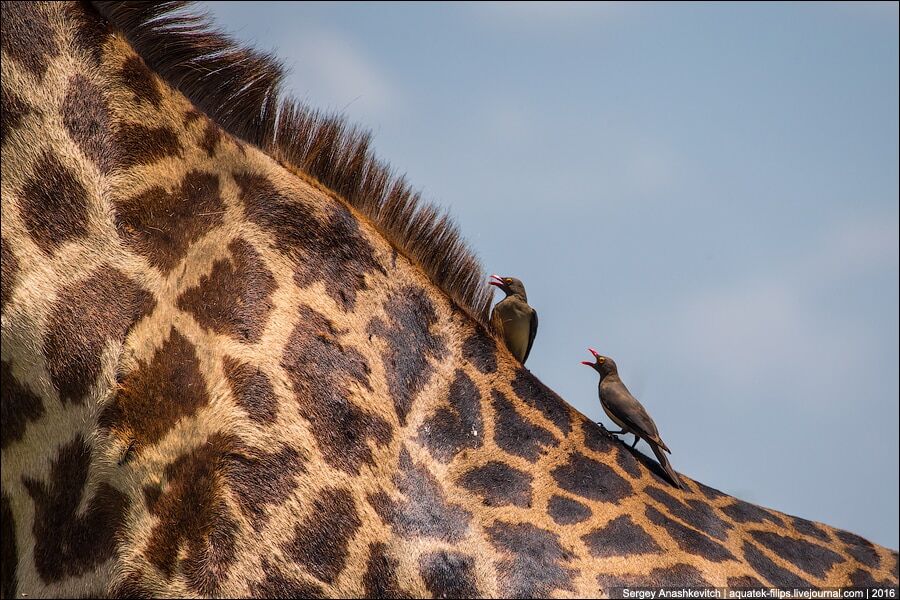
top-left (489, 275), bottom-right (538, 364)
top-left (583, 350), bottom-right (682, 489)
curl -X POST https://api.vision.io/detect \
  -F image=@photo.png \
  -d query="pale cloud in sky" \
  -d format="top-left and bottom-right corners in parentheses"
top-left (818, 215), bottom-right (899, 278)
top-left (619, 137), bottom-right (683, 198)
top-left (280, 29), bottom-right (399, 118)
top-left (674, 280), bottom-right (861, 394)
top-left (481, 98), bottom-right (536, 145)
top-left (670, 212), bottom-right (897, 398)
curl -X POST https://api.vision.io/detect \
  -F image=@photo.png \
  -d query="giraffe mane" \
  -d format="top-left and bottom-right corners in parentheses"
top-left (91, 0), bottom-right (495, 326)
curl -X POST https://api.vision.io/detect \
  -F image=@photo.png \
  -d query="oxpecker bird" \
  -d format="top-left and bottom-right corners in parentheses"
top-left (582, 348), bottom-right (683, 489)
top-left (489, 275), bottom-right (538, 364)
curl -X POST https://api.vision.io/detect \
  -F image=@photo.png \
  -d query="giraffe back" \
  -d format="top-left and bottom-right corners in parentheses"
top-left (1, 2), bottom-right (897, 597)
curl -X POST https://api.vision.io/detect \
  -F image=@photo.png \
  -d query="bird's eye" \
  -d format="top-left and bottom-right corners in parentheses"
top-left (504, 278), bottom-right (512, 283)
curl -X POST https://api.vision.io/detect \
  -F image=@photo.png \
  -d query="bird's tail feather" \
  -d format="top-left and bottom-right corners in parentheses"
top-left (651, 443), bottom-right (683, 489)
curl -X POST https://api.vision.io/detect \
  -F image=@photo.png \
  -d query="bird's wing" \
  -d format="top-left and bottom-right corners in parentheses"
top-left (522, 308), bottom-right (538, 364)
top-left (602, 381), bottom-right (670, 452)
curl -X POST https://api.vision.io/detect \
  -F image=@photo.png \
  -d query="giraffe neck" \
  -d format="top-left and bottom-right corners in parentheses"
top-left (1, 2), bottom-right (896, 598)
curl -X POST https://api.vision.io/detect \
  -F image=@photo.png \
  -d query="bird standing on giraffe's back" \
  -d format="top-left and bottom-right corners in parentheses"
top-left (489, 275), bottom-right (538, 365)
top-left (582, 348), bottom-right (683, 489)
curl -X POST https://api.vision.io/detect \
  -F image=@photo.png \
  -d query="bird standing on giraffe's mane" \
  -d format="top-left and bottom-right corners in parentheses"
top-left (489, 275), bottom-right (538, 365)
top-left (582, 348), bottom-right (683, 489)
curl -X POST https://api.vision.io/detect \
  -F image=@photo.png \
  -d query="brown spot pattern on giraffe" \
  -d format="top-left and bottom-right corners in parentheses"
top-left (582, 515), bottom-right (662, 558)
top-left (1, 359), bottom-right (44, 449)
top-left (491, 389), bottom-right (557, 462)
top-left (282, 487), bottom-right (361, 585)
top-left (547, 495), bottom-right (592, 525)
top-left (487, 521), bottom-right (577, 598)
top-left (234, 170), bottom-right (385, 310)
top-left (369, 448), bottom-right (472, 542)
top-left (115, 170), bottom-right (223, 273)
top-left (1, 87), bottom-right (31, 146)
top-left (281, 305), bottom-right (391, 474)
top-left (144, 434), bottom-right (239, 596)
top-left (19, 152), bottom-right (90, 255)
top-left (368, 286), bottom-right (446, 425)
top-left (22, 436), bottom-right (129, 584)
top-left (417, 369), bottom-right (483, 463)
top-left (834, 529), bottom-right (880, 569)
top-left (62, 1), bottom-right (110, 65)
top-left (791, 515), bottom-right (832, 542)
top-left (0, 1), bottom-right (59, 79)
top-left (184, 109), bottom-right (203, 124)
top-left (646, 486), bottom-right (733, 541)
top-left (582, 419), bottom-right (618, 455)
top-left (583, 421), bottom-right (644, 479)
top-left (119, 55), bottom-right (162, 107)
top-left (462, 332), bottom-right (497, 374)
top-left (419, 550), bottom-right (479, 599)
top-left (597, 564), bottom-right (713, 591)
top-left (201, 121), bottom-right (222, 157)
top-left (142, 484), bottom-right (162, 512)
top-left (727, 575), bottom-right (767, 588)
top-left (62, 74), bottom-right (113, 172)
top-left (225, 444), bottom-right (304, 531)
top-left (177, 238), bottom-right (276, 343)
top-left (694, 481), bottom-right (729, 500)
top-left (848, 569), bottom-right (879, 587)
top-left (222, 356), bottom-right (278, 424)
top-left (749, 530), bottom-right (845, 578)
top-left (363, 543), bottom-right (412, 599)
top-left (250, 559), bottom-right (325, 599)
top-left (721, 498), bottom-right (785, 527)
top-left (848, 566), bottom-right (897, 588)
top-left (614, 446), bottom-right (643, 478)
top-left (1, 493), bottom-right (17, 600)
top-left (0, 237), bottom-right (16, 311)
top-left (113, 123), bottom-right (183, 169)
top-left (741, 540), bottom-right (812, 587)
top-left (459, 461), bottom-right (533, 508)
top-left (551, 451), bottom-right (633, 504)
top-left (511, 368), bottom-right (572, 435)
top-left (100, 327), bottom-right (208, 449)
top-left (44, 266), bottom-right (155, 404)
top-left (645, 505), bottom-right (736, 563)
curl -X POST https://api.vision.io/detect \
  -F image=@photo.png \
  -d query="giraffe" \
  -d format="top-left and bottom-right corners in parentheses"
top-left (1, 2), bottom-right (897, 598)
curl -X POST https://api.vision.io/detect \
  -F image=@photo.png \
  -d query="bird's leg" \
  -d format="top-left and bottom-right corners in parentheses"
top-left (604, 428), bottom-right (627, 435)
top-left (631, 436), bottom-right (639, 449)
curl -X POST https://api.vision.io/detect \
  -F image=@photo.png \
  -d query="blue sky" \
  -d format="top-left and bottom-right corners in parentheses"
top-left (201, 1), bottom-right (899, 548)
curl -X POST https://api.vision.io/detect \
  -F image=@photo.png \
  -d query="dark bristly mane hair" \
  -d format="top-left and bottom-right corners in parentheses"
top-left (92, 0), bottom-right (494, 326)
